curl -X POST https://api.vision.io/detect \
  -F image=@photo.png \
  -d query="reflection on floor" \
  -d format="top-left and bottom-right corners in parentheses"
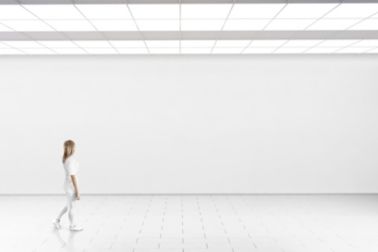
top-left (1, 195), bottom-right (378, 252)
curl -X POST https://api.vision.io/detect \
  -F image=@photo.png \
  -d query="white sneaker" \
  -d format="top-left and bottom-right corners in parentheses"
top-left (69, 225), bottom-right (83, 231)
top-left (52, 220), bottom-right (61, 229)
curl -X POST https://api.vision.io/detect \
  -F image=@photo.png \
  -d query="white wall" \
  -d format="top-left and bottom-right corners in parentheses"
top-left (1, 55), bottom-right (378, 194)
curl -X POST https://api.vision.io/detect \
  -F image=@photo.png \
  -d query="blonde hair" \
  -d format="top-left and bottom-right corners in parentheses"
top-left (63, 140), bottom-right (75, 163)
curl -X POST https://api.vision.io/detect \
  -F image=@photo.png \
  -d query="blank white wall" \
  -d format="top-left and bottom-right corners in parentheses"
top-left (1, 55), bottom-right (378, 194)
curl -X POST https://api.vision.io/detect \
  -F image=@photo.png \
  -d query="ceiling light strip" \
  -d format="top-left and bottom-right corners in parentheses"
top-left (1, 31), bottom-right (377, 41)
top-left (5, 0), bottom-right (374, 5)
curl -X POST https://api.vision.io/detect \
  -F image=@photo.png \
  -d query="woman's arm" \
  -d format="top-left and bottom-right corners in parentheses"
top-left (70, 175), bottom-right (80, 200)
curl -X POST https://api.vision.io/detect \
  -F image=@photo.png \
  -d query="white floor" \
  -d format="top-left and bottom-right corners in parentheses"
top-left (1, 195), bottom-right (378, 252)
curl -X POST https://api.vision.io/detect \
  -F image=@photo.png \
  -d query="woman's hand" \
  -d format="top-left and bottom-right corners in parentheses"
top-left (71, 175), bottom-right (80, 201)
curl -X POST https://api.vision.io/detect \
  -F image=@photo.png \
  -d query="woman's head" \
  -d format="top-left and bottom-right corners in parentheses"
top-left (63, 140), bottom-right (75, 163)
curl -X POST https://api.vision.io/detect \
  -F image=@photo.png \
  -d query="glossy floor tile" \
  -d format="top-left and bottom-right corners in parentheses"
top-left (1, 195), bottom-right (378, 252)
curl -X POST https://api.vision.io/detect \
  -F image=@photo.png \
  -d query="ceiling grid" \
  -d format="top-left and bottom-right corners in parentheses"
top-left (0, 0), bottom-right (377, 54)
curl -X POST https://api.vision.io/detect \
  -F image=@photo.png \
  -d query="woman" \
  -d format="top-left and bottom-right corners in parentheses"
top-left (53, 140), bottom-right (83, 231)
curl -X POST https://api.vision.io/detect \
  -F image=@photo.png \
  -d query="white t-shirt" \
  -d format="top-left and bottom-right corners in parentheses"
top-left (63, 156), bottom-right (79, 192)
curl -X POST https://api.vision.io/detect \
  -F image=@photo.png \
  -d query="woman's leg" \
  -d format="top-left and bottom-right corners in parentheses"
top-left (67, 193), bottom-right (76, 227)
top-left (53, 193), bottom-right (71, 228)
top-left (65, 190), bottom-right (83, 231)
top-left (56, 205), bottom-right (68, 221)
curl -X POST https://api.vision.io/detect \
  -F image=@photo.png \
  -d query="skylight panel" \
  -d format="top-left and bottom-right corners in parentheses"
top-left (38, 41), bottom-right (78, 48)
top-left (24, 5), bottom-right (84, 20)
top-left (76, 4), bottom-right (132, 19)
top-left (0, 48), bottom-right (24, 54)
top-left (23, 48), bottom-right (55, 54)
top-left (3, 41), bottom-right (44, 48)
top-left (0, 42), bottom-right (9, 49)
top-left (181, 40), bottom-right (216, 48)
top-left (215, 40), bottom-right (250, 48)
top-left (307, 19), bottom-right (360, 30)
top-left (1, 20), bottom-right (53, 31)
top-left (181, 4), bottom-right (232, 19)
top-left (0, 5), bottom-right (37, 20)
top-left (274, 47), bottom-right (307, 53)
top-left (336, 47), bottom-right (370, 53)
top-left (276, 3), bottom-right (337, 19)
top-left (306, 47), bottom-right (337, 53)
top-left (229, 4), bottom-right (285, 19)
top-left (54, 48), bottom-right (87, 54)
top-left (149, 48), bottom-right (179, 54)
top-left (181, 48), bottom-right (212, 54)
top-left (136, 20), bottom-right (179, 31)
top-left (212, 47), bottom-right (243, 54)
top-left (109, 40), bottom-right (146, 48)
top-left (317, 40), bottom-right (358, 47)
top-left (181, 20), bottom-right (224, 31)
top-left (243, 47), bottom-right (275, 54)
top-left (117, 48), bottom-right (149, 54)
top-left (91, 20), bottom-right (137, 31)
top-left (325, 3), bottom-right (378, 19)
top-left (129, 4), bottom-right (179, 19)
top-left (74, 40), bottom-right (111, 48)
top-left (0, 23), bottom-right (13, 31)
top-left (283, 40), bottom-right (322, 47)
top-left (46, 20), bottom-right (95, 31)
top-left (367, 48), bottom-right (378, 53)
top-left (351, 40), bottom-right (378, 47)
top-left (350, 19), bottom-right (378, 30)
top-left (84, 48), bottom-right (117, 54)
top-left (266, 19), bottom-right (315, 30)
top-left (249, 40), bottom-right (287, 48)
top-left (223, 19), bottom-right (268, 31)
top-left (145, 40), bottom-right (179, 48)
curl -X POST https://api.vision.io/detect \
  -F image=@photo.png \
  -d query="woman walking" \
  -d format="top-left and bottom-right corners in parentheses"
top-left (53, 140), bottom-right (83, 231)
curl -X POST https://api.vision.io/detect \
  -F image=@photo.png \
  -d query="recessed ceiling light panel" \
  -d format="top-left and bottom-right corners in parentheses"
top-left (181, 4), bottom-right (232, 19)
top-left (129, 4), bottom-right (179, 19)
top-left (76, 4), bottom-right (132, 19)
top-left (229, 4), bottom-right (285, 19)
top-left (24, 5), bottom-right (84, 20)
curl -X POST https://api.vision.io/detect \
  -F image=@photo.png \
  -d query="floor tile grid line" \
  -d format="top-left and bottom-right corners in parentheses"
top-left (180, 196), bottom-right (184, 243)
top-left (227, 196), bottom-right (258, 249)
top-left (136, 196), bottom-right (153, 242)
top-left (108, 197), bottom-right (138, 250)
top-left (242, 199), bottom-right (270, 249)
top-left (180, 197), bottom-right (185, 252)
top-left (240, 196), bottom-right (270, 245)
top-left (210, 196), bottom-right (235, 252)
top-left (195, 196), bottom-right (208, 249)
top-left (159, 197), bottom-right (167, 240)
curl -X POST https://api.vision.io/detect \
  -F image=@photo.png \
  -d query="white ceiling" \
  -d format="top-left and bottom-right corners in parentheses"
top-left (0, 3), bottom-right (377, 31)
top-left (0, 1), bottom-right (377, 54)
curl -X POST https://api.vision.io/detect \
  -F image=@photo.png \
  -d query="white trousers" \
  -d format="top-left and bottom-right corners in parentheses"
top-left (56, 189), bottom-right (77, 226)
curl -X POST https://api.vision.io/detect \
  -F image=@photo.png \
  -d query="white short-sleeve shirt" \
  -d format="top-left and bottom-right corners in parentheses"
top-left (63, 156), bottom-right (79, 192)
